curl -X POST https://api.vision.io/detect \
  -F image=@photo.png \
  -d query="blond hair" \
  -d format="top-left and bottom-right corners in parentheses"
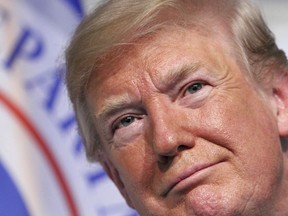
top-left (65, 0), bottom-right (287, 161)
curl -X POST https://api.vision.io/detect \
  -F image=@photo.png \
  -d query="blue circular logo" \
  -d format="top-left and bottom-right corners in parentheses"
top-left (0, 162), bottom-right (30, 216)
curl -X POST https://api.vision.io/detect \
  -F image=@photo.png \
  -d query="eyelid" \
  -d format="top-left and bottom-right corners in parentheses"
top-left (111, 111), bottom-right (145, 133)
top-left (99, 102), bottom-right (143, 123)
top-left (181, 80), bottom-right (207, 96)
top-left (112, 114), bottom-right (134, 131)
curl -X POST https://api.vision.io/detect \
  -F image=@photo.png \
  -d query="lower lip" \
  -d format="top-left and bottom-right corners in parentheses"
top-left (170, 162), bottom-right (222, 195)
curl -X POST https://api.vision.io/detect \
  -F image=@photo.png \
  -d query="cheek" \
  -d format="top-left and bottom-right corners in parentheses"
top-left (203, 88), bottom-right (283, 179)
top-left (109, 138), bottom-right (155, 190)
top-left (206, 85), bottom-right (277, 144)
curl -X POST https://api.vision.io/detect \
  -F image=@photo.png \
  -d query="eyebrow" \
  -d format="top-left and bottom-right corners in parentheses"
top-left (95, 94), bottom-right (140, 119)
top-left (159, 62), bottom-right (201, 93)
top-left (96, 62), bottom-right (201, 119)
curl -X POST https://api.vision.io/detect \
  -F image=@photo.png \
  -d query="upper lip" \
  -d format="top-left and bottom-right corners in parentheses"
top-left (161, 162), bottom-right (219, 197)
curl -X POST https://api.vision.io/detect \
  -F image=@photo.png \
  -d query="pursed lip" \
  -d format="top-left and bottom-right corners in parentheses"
top-left (161, 161), bottom-right (221, 197)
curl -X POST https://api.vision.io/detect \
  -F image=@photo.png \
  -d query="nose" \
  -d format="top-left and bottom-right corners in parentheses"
top-left (147, 98), bottom-right (195, 164)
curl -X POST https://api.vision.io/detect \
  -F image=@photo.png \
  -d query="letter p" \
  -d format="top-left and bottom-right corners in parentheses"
top-left (4, 27), bottom-right (43, 69)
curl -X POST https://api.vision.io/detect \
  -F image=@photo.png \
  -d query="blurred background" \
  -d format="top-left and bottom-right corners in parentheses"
top-left (0, 0), bottom-right (287, 216)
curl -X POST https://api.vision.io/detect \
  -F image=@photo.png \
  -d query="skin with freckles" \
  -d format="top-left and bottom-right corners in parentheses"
top-left (87, 26), bottom-right (288, 216)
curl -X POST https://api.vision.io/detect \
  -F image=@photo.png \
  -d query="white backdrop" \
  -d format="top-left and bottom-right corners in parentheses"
top-left (256, 0), bottom-right (288, 54)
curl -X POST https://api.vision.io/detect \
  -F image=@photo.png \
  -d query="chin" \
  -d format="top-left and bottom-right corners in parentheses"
top-left (132, 182), bottom-right (277, 216)
top-left (182, 185), bottom-right (272, 216)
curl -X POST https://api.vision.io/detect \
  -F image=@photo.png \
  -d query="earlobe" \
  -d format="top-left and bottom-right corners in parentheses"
top-left (274, 73), bottom-right (288, 137)
top-left (101, 158), bottom-right (135, 209)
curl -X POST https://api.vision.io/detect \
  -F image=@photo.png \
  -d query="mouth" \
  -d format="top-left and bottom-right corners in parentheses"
top-left (161, 161), bottom-right (222, 197)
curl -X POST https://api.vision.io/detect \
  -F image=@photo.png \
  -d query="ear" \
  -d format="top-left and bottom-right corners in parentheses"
top-left (273, 73), bottom-right (288, 137)
top-left (100, 157), bottom-right (135, 209)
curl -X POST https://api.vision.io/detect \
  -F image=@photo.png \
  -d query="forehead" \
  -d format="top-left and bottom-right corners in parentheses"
top-left (87, 25), bottom-right (240, 112)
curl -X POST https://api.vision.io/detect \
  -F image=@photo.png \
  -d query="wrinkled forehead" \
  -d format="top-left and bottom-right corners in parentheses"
top-left (88, 0), bottom-right (235, 75)
top-left (88, 19), bottom-right (234, 88)
top-left (84, 0), bottom-right (246, 105)
top-left (87, 26), bottom-right (241, 107)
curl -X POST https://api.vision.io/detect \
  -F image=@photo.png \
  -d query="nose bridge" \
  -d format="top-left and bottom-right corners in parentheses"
top-left (147, 97), bottom-right (191, 157)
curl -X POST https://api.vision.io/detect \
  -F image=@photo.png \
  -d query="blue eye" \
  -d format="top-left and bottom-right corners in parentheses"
top-left (186, 83), bottom-right (204, 94)
top-left (118, 116), bottom-right (135, 128)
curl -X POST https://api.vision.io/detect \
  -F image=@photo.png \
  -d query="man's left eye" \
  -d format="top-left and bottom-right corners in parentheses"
top-left (186, 82), bottom-right (205, 94)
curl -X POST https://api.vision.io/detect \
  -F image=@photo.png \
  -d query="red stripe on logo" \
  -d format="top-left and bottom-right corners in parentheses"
top-left (0, 91), bottom-right (79, 216)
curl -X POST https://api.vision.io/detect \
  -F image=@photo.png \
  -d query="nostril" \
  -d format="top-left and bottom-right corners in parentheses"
top-left (157, 145), bottom-right (190, 169)
top-left (177, 145), bottom-right (190, 151)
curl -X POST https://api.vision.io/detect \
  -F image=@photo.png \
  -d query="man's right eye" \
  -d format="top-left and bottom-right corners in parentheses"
top-left (119, 116), bottom-right (135, 127)
top-left (113, 115), bottom-right (136, 131)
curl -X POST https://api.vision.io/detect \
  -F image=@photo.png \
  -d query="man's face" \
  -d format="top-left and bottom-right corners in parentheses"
top-left (87, 27), bottom-right (285, 215)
